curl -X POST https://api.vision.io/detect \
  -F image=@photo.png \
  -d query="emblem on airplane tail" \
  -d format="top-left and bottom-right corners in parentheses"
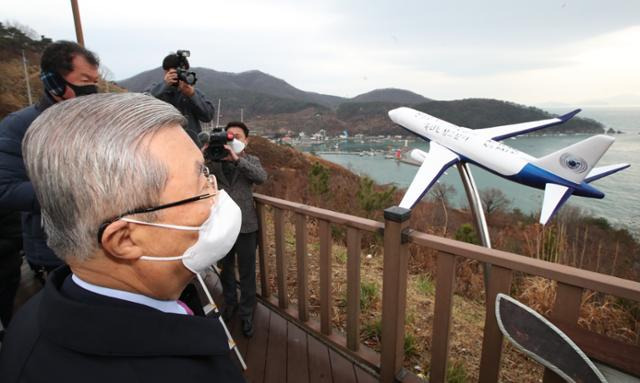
top-left (560, 153), bottom-right (588, 173)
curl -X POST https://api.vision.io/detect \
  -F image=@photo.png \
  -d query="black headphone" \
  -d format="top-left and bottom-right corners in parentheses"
top-left (40, 71), bottom-right (67, 97)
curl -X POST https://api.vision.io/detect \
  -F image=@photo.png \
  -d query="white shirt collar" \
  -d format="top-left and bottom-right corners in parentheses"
top-left (71, 274), bottom-right (189, 315)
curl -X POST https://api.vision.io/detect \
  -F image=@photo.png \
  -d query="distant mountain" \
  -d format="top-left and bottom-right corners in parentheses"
top-left (411, 99), bottom-right (604, 134)
top-left (117, 67), bottom-right (346, 112)
top-left (116, 70), bottom-right (603, 136)
top-left (349, 88), bottom-right (430, 105)
top-left (250, 98), bottom-right (605, 137)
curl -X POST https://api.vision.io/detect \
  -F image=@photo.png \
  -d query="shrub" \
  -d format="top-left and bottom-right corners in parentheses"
top-left (416, 274), bottom-right (435, 295)
top-left (360, 281), bottom-right (379, 311)
top-left (455, 223), bottom-right (479, 245)
top-left (446, 360), bottom-right (468, 383)
top-left (309, 162), bottom-right (330, 198)
top-left (404, 333), bottom-right (418, 358)
top-left (357, 176), bottom-right (396, 218)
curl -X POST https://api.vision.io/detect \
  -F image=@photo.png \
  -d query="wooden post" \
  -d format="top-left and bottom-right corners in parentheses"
top-left (295, 213), bottom-right (309, 322)
top-left (319, 219), bottom-right (332, 335)
top-left (346, 227), bottom-right (362, 351)
top-left (429, 252), bottom-right (457, 383)
top-left (274, 207), bottom-right (287, 309)
top-left (478, 265), bottom-right (513, 383)
top-left (256, 202), bottom-right (270, 298)
top-left (70, 0), bottom-right (85, 46)
top-left (380, 206), bottom-right (411, 383)
top-left (543, 283), bottom-right (583, 383)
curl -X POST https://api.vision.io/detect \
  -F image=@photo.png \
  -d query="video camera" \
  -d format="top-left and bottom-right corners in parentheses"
top-left (175, 50), bottom-right (197, 86)
top-left (199, 129), bottom-right (235, 161)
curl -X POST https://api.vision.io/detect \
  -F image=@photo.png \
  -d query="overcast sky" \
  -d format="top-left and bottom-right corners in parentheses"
top-left (3, 0), bottom-right (640, 105)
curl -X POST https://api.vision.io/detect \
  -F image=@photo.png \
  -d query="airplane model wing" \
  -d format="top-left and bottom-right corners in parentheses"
top-left (540, 184), bottom-right (574, 225)
top-left (399, 142), bottom-right (459, 209)
top-left (477, 109), bottom-right (581, 141)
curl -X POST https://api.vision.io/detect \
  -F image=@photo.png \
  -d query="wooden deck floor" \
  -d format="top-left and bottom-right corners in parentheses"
top-left (227, 302), bottom-right (378, 383)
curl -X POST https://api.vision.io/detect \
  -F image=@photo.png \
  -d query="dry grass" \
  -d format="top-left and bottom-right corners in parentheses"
top-left (255, 210), bottom-right (556, 382)
top-left (514, 276), bottom-right (640, 345)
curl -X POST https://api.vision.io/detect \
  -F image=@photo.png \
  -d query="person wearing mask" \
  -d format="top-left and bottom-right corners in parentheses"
top-left (147, 51), bottom-right (215, 146)
top-left (206, 121), bottom-right (267, 338)
top-left (0, 93), bottom-right (245, 382)
top-left (0, 40), bottom-right (100, 277)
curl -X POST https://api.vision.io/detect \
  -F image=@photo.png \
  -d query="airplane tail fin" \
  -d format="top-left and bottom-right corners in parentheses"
top-left (540, 184), bottom-right (574, 225)
top-left (532, 135), bottom-right (615, 184)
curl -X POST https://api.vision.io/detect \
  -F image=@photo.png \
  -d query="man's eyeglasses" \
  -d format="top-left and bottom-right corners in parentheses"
top-left (97, 167), bottom-right (217, 244)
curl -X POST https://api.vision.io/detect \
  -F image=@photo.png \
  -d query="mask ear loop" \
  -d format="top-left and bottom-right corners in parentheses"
top-left (195, 272), bottom-right (247, 370)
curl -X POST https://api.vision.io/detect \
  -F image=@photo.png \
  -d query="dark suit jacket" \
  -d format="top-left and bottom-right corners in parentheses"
top-left (0, 95), bottom-right (61, 268)
top-left (147, 82), bottom-right (215, 146)
top-left (208, 154), bottom-right (267, 233)
top-left (0, 266), bottom-right (245, 383)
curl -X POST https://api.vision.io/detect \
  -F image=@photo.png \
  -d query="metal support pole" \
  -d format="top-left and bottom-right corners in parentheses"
top-left (70, 0), bottom-right (85, 46)
top-left (216, 99), bottom-right (222, 128)
top-left (456, 162), bottom-right (492, 296)
top-left (21, 50), bottom-right (33, 105)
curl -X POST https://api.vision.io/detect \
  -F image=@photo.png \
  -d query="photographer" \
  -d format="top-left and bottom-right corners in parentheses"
top-left (205, 122), bottom-right (266, 337)
top-left (147, 51), bottom-right (214, 146)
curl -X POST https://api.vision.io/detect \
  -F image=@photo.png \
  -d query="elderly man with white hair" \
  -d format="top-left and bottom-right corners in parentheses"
top-left (0, 93), bottom-right (246, 383)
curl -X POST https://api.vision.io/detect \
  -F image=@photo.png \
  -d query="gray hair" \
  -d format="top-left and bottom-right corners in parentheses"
top-left (23, 93), bottom-right (186, 262)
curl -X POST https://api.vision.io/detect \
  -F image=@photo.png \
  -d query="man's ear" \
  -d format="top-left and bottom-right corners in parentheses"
top-left (101, 221), bottom-right (144, 260)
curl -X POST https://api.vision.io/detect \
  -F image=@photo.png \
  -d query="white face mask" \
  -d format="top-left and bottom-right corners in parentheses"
top-left (123, 190), bottom-right (241, 274)
top-left (229, 138), bottom-right (245, 154)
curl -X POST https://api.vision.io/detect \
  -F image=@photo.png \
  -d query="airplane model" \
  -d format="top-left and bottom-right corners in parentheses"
top-left (388, 107), bottom-right (630, 224)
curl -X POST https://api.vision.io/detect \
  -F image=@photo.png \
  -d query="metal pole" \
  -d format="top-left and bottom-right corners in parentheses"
top-left (240, 108), bottom-right (244, 122)
top-left (216, 99), bottom-right (221, 128)
top-left (456, 162), bottom-right (492, 298)
top-left (70, 0), bottom-right (85, 46)
top-left (21, 50), bottom-right (33, 105)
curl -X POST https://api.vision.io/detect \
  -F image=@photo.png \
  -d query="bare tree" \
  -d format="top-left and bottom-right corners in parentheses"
top-left (99, 66), bottom-right (114, 92)
top-left (479, 187), bottom-right (511, 216)
top-left (429, 182), bottom-right (456, 236)
top-left (5, 20), bottom-right (39, 39)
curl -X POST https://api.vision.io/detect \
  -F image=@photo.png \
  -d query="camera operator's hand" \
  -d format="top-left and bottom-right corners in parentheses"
top-left (223, 144), bottom-right (240, 162)
top-left (164, 69), bottom-right (179, 87)
top-left (177, 81), bottom-right (195, 97)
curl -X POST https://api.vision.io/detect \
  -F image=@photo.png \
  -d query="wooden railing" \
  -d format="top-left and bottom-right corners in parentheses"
top-left (253, 193), bottom-right (640, 382)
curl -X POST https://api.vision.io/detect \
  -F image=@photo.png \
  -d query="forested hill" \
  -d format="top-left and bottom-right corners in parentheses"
top-left (120, 66), bottom-right (603, 136)
top-left (0, 22), bottom-right (52, 116)
top-left (0, 23), bottom-right (125, 118)
top-left (330, 98), bottom-right (603, 135)
top-left (262, 98), bottom-right (603, 136)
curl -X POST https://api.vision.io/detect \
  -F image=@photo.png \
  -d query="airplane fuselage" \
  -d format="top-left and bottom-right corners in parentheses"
top-left (401, 113), bottom-right (604, 199)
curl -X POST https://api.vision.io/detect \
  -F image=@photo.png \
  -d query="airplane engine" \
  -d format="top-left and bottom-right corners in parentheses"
top-left (410, 148), bottom-right (428, 163)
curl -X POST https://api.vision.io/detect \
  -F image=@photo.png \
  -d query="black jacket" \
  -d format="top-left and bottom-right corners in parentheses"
top-left (147, 83), bottom-right (215, 146)
top-left (0, 267), bottom-right (246, 383)
top-left (208, 154), bottom-right (267, 233)
top-left (0, 95), bottom-right (61, 268)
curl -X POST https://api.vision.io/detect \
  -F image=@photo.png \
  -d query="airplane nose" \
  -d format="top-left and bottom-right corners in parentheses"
top-left (388, 107), bottom-right (408, 125)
